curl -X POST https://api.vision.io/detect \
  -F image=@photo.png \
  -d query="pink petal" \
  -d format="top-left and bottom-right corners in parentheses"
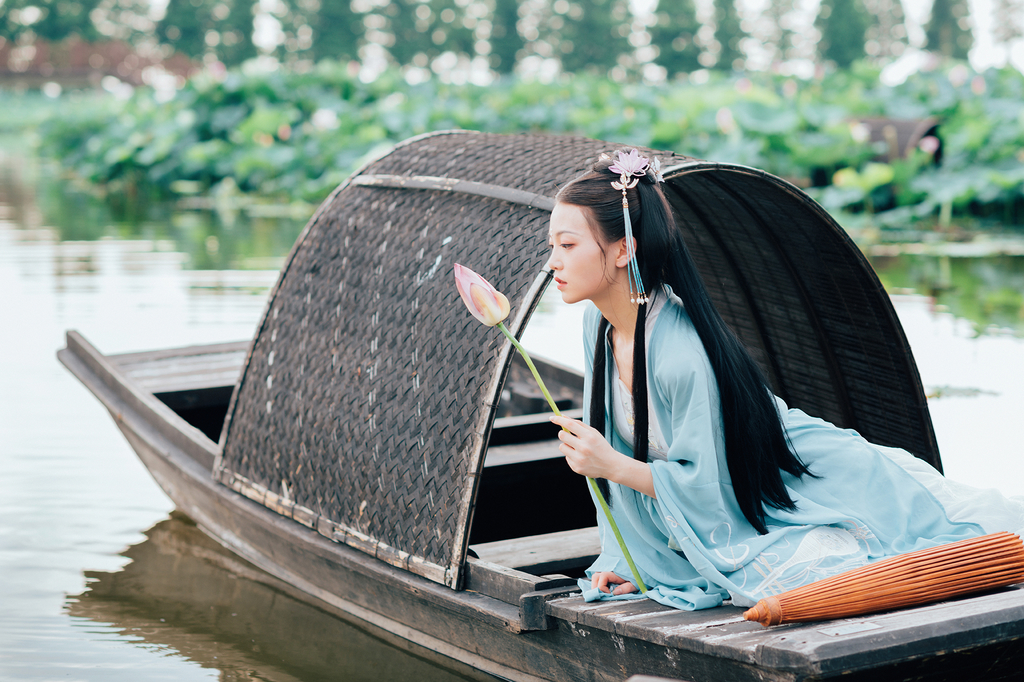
top-left (454, 263), bottom-right (508, 326)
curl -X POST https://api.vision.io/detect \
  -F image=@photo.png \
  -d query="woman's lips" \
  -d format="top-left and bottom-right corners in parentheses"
top-left (554, 277), bottom-right (566, 289)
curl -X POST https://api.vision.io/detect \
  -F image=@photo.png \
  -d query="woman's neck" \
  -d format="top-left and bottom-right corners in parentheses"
top-left (594, 287), bottom-right (638, 347)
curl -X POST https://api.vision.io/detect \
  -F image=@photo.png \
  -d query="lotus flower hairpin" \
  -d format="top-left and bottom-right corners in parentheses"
top-left (608, 149), bottom-right (664, 305)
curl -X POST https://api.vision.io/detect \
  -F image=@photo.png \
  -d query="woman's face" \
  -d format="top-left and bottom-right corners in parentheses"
top-left (546, 202), bottom-right (625, 306)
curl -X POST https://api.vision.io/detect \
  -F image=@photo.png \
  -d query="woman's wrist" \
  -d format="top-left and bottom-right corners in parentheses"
top-left (611, 455), bottom-right (656, 498)
top-left (608, 452), bottom-right (633, 485)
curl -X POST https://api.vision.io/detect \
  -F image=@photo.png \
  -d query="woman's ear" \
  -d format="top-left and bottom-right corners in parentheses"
top-left (613, 237), bottom-right (635, 269)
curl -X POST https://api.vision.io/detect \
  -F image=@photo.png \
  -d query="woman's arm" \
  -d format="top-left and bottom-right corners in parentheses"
top-left (549, 415), bottom-right (656, 498)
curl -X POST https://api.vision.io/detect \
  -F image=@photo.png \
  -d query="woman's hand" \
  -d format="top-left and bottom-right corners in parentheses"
top-left (549, 415), bottom-right (657, 498)
top-left (549, 415), bottom-right (626, 480)
top-left (591, 571), bottom-right (638, 595)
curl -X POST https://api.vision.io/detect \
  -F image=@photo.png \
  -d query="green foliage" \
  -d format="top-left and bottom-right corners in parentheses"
top-left (34, 61), bottom-right (1024, 227)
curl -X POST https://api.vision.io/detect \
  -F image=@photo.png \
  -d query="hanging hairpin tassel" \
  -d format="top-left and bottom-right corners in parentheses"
top-left (609, 149), bottom-right (650, 305)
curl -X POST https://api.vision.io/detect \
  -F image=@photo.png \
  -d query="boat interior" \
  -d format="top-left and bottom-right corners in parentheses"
top-left (109, 339), bottom-right (601, 592)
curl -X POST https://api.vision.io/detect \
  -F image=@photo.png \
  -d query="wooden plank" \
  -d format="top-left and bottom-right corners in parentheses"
top-left (123, 355), bottom-right (244, 381)
top-left (550, 583), bottom-right (1024, 680)
top-left (545, 594), bottom-right (756, 659)
top-left (471, 527), bottom-right (601, 573)
top-left (612, 607), bottom-right (750, 655)
top-left (547, 595), bottom-right (649, 626)
top-left (108, 340), bottom-right (250, 363)
top-left (574, 599), bottom-right (675, 633)
top-left (483, 440), bottom-right (564, 467)
top-left (59, 331), bottom-right (220, 470)
top-left (709, 585), bottom-right (1024, 678)
top-left (489, 408), bottom-right (584, 446)
top-left (463, 556), bottom-right (575, 607)
top-left (520, 585), bottom-right (583, 631)
top-left (109, 343), bottom-right (248, 394)
top-left (540, 616), bottom-right (778, 682)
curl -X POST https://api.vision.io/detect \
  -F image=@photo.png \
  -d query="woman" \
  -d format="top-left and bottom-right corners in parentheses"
top-left (546, 149), bottom-right (1024, 610)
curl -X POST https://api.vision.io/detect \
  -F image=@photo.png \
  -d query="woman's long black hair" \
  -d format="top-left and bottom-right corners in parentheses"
top-left (557, 154), bottom-right (813, 534)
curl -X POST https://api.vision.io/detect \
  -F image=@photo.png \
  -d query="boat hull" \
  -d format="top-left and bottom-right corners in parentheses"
top-left (60, 331), bottom-right (1024, 682)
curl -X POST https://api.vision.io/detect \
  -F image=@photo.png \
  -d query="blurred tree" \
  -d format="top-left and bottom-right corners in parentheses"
top-left (539, 0), bottom-right (632, 75)
top-left (863, 0), bottom-right (909, 62)
top-left (0, 0), bottom-right (101, 42)
top-left (88, 0), bottom-right (158, 44)
top-left (275, 0), bottom-right (361, 63)
top-left (815, 0), bottom-right (870, 68)
top-left (157, 0), bottom-right (256, 65)
top-left (489, 0), bottom-right (524, 73)
top-left (763, 0), bottom-right (796, 63)
top-left (925, 0), bottom-right (972, 59)
top-left (711, 0), bottom-right (745, 70)
top-left (384, 0), bottom-right (475, 68)
top-left (648, 0), bottom-right (700, 77)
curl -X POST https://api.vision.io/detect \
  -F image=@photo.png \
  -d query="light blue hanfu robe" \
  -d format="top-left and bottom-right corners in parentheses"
top-left (579, 291), bottom-right (1024, 610)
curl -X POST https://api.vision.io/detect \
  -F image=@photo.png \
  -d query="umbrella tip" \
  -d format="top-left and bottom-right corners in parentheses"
top-left (744, 597), bottom-right (783, 627)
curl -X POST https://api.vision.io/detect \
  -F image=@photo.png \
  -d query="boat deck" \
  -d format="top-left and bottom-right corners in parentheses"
top-left (547, 585), bottom-right (1024, 681)
top-left (109, 341), bottom-right (250, 394)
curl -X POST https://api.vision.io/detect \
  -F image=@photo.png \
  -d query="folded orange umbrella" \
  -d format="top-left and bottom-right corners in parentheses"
top-left (744, 531), bottom-right (1024, 627)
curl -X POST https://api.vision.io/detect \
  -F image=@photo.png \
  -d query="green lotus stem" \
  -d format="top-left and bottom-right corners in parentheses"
top-left (496, 322), bottom-right (649, 595)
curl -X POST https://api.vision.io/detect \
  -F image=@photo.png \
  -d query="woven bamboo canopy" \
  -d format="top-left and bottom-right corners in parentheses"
top-left (215, 131), bottom-right (939, 589)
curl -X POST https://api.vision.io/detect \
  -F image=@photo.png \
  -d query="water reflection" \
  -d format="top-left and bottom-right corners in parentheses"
top-left (67, 514), bottom-right (490, 682)
top-left (869, 249), bottom-right (1024, 337)
top-left (0, 140), bottom-right (307, 272)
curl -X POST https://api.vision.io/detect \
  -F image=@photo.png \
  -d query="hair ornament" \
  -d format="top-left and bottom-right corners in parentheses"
top-left (609, 149), bottom-right (650, 304)
top-left (651, 156), bottom-right (665, 184)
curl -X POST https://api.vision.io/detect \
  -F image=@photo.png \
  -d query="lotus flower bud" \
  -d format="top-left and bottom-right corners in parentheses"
top-left (453, 263), bottom-right (510, 327)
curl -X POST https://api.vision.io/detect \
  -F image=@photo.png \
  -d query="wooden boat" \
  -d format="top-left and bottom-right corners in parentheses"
top-left (60, 132), bottom-right (1024, 681)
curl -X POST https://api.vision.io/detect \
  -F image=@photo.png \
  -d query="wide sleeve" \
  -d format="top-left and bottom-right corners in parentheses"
top-left (645, 303), bottom-right (773, 587)
top-left (576, 302), bottom-right (732, 608)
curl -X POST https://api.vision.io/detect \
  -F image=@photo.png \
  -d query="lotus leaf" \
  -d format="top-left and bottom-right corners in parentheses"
top-left (729, 101), bottom-right (800, 135)
top-left (31, 63), bottom-right (1024, 227)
